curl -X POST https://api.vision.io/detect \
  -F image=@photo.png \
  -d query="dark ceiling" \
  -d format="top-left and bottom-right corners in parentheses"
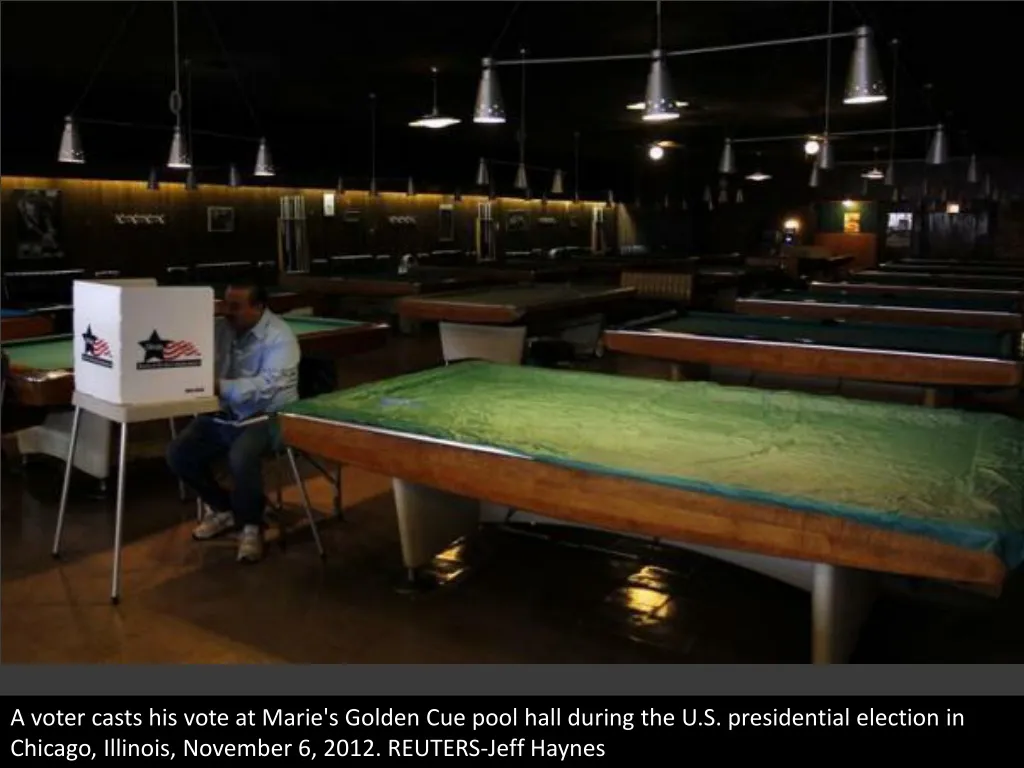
top-left (2, 1), bottom-right (1019, 198)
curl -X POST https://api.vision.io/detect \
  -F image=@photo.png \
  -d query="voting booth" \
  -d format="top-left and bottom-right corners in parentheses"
top-left (72, 280), bottom-right (215, 406)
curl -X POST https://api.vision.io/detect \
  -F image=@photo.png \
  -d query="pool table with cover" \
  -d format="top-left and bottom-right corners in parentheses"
top-left (396, 283), bottom-right (637, 364)
top-left (277, 361), bottom-right (1024, 663)
top-left (603, 311), bottom-right (1023, 399)
top-left (736, 290), bottom-right (1023, 330)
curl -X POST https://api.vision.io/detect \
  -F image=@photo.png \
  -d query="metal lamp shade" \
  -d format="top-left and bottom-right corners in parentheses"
top-left (514, 163), bottom-right (528, 190)
top-left (473, 59), bottom-right (506, 124)
top-left (229, 164), bottom-right (242, 187)
top-left (58, 116), bottom-right (85, 164)
top-left (642, 51), bottom-right (680, 122)
top-left (254, 138), bottom-right (275, 176)
top-left (551, 169), bottom-right (564, 195)
top-left (843, 27), bottom-right (887, 104)
top-left (926, 124), bottom-right (948, 165)
top-left (475, 158), bottom-right (489, 186)
top-left (167, 125), bottom-right (191, 169)
top-left (718, 139), bottom-right (736, 174)
top-left (818, 137), bottom-right (834, 170)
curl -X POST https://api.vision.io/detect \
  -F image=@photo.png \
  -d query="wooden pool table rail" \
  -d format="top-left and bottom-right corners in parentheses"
top-left (279, 413), bottom-right (1007, 590)
top-left (603, 328), bottom-right (1024, 388)
top-left (736, 297), bottom-right (1024, 331)
top-left (396, 286), bottom-right (637, 325)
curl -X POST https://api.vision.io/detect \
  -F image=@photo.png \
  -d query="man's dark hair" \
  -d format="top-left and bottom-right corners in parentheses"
top-left (227, 281), bottom-right (269, 308)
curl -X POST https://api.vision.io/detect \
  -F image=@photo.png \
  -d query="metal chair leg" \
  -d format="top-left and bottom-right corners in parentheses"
top-left (286, 446), bottom-right (324, 558)
top-left (333, 464), bottom-right (344, 518)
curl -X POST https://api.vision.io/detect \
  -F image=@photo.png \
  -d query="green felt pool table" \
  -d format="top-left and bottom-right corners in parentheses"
top-left (277, 361), bottom-right (1024, 662)
top-left (1, 315), bottom-right (388, 407)
top-left (850, 270), bottom-right (1024, 290)
top-left (879, 260), bottom-right (1024, 276)
top-left (737, 290), bottom-right (1023, 330)
top-left (603, 311), bottom-right (1024, 392)
top-left (810, 280), bottom-right (1024, 306)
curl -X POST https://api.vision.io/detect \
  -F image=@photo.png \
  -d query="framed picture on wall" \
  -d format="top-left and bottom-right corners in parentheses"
top-left (13, 189), bottom-right (64, 260)
top-left (207, 206), bottom-right (235, 233)
top-left (507, 210), bottom-right (527, 232)
top-left (438, 204), bottom-right (454, 241)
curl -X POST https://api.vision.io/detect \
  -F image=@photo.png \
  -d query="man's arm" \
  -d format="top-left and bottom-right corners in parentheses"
top-left (219, 331), bottom-right (300, 414)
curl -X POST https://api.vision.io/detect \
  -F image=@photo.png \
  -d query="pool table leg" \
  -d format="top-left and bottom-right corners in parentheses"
top-left (392, 478), bottom-right (480, 587)
top-left (811, 563), bottom-right (876, 664)
top-left (52, 405), bottom-right (83, 558)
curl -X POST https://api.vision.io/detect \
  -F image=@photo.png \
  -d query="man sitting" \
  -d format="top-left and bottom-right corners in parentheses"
top-left (167, 282), bottom-right (301, 563)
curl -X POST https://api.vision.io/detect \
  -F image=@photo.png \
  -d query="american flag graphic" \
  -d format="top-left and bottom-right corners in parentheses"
top-left (91, 338), bottom-right (111, 357)
top-left (164, 340), bottom-right (201, 359)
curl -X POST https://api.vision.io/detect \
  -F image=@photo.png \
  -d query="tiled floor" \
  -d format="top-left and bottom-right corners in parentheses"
top-left (3, 330), bottom-right (1022, 663)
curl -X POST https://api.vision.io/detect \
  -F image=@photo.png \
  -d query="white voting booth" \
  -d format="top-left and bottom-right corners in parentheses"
top-left (51, 279), bottom-right (220, 603)
top-left (16, 279), bottom-right (215, 479)
top-left (72, 279), bottom-right (215, 405)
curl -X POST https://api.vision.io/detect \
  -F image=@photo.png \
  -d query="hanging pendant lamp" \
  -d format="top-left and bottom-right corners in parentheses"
top-left (473, 58), bottom-right (506, 124)
top-left (843, 27), bottom-right (887, 104)
top-left (254, 137), bottom-right (274, 176)
top-left (718, 139), bottom-right (736, 174)
top-left (167, 125), bottom-right (191, 169)
top-left (642, 50), bottom-right (680, 122)
top-left (58, 116), bottom-right (85, 164)
top-left (551, 169), bottom-right (564, 195)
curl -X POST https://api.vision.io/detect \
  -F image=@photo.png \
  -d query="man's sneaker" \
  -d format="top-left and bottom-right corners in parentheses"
top-left (192, 507), bottom-right (235, 541)
top-left (237, 525), bottom-right (264, 563)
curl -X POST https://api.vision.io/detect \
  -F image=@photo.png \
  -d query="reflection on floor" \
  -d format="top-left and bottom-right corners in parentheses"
top-left (2, 329), bottom-right (1022, 663)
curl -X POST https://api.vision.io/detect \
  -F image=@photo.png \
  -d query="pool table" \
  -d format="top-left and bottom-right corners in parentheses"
top-left (736, 290), bottom-right (1023, 331)
top-left (879, 261), bottom-right (1024, 276)
top-left (211, 287), bottom-right (316, 315)
top-left (396, 284), bottom-right (637, 364)
top-left (2, 315), bottom-right (388, 408)
top-left (1, 315), bottom-right (389, 481)
top-left (280, 271), bottom-right (490, 299)
top-left (809, 280), bottom-right (1024, 306)
top-left (603, 311), bottom-right (1022, 404)
top-left (1, 308), bottom-right (55, 341)
top-left (849, 270), bottom-right (1024, 290)
top-left (412, 261), bottom-right (582, 283)
top-left (277, 361), bottom-right (1024, 663)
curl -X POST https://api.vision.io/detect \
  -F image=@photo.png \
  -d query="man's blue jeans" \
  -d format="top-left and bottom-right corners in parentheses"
top-left (167, 415), bottom-right (276, 528)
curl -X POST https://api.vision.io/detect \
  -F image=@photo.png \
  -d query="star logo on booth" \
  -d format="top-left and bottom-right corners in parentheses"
top-left (82, 325), bottom-right (98, 355)
top-left (139, 330), bottom-right (171, 362)
top-left (81, 325), bottom-right (111, 359)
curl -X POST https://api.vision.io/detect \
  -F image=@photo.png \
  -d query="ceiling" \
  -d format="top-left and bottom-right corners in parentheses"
top-left (2, 1), bottom-right (1019, 197)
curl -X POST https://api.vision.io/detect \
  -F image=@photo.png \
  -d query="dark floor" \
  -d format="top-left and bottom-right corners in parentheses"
top-left (3, 329), bottom-right (1023, 663)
